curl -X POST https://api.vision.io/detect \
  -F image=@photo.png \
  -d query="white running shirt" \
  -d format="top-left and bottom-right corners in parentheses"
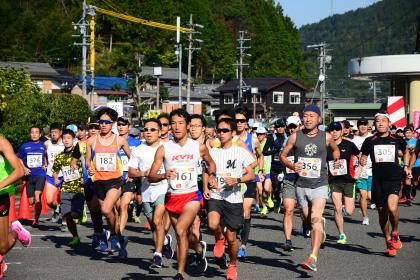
top-left (46, 140), bottom-right (65, 177)
top-left (210, 146), bottom-right (254, 203)
top-left (128, 143), bottom-right (168, 203)
top-left (353, 133), bottom-right (373, 178)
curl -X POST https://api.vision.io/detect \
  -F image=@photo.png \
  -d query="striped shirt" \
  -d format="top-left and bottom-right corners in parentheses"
top-left (210, 145), bottom-right (254, 203)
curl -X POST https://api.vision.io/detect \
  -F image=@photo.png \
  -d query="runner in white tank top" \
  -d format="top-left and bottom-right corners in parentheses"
top-left (148, 109), bottom-right (216, 280)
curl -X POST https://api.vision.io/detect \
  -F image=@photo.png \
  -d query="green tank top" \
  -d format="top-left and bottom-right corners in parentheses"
top-left (254, 139), bottom-right (271, 174)
top-left (0, 154), bottom-right (15, 196)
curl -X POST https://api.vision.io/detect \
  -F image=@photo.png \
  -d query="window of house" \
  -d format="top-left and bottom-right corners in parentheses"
top-left (289, 92), bottom-right (301, 104)
top-left (273, 91), bottom-right (284, 104)
top-left (254, 93), bottom-right (262, 103)
top-left (224, 94), bottom-right (234, 104)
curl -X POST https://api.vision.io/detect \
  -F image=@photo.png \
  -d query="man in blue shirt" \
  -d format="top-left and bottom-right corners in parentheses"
top-left (17, 125), bottom-right (46, 227)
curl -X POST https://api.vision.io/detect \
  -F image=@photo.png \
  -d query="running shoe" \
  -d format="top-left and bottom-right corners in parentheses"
top-left (0, 255), bottom-right (7, 279)
top-left (110, 235), bottom-right (120, 253)
top-left (118, 236), bottom-right (128, 259)
top-left (133, 215), bottom-right (141, 224)
top-left (266, 196), bottom-right (275, 209)
top-left (362, 217), bottom-right (370, 225)
top-left (79, 205), bottom-right (88, 224)
top-left (391, 232), bottom-right (402, 250)
top-left (253, 204), bottom-right (260, 213)
top-left (31, 219), bottom-right (39, 228)
top-left (173, 273), bottom-right (184, 280)
top-left (370, 203), bottom-right (376, 209)
top-left (300, 257), bottom-right (317, 272)
top-left (237, 247), bottom-right (246, 260)
top-left (216, 253), bottom-right (229, 269)
top-left (99, 234), bottom-right (109, 252)
top-left (213, 238), bottom-right (225, 258)
top-left (386, 241), bottom-right (397, 257)
top-left (51, 211), bottom-right (60, 223)
top-left (337, 233), bottom-right (347, 244)
top-left (149, 254), bottom-right (163, 269)
top-left (60, 223), bottom-right (69, 232)
top-left (226, 264), bottom-right (237, 280)
top-left (399, 197), bottom-right (407, 204)
top-left (321, 217), bottom-right (326, 243)
top-left (68, 236), bottom-right (81, 247)
top-left (193, 241), bottom-right (208, 273)
top-left (260, 206), bottom-right (268, 217)
top-left (273, 202), bottom-right (281, 214)
top-left (11, 220), bottom-right (32, 247)
top-left (145, 221), bottom-right (151, 230)
top-left (282, 240), bottom-right (294, 252)
top-left (91, 234), bottom-right (101, 249)
top-left (162, 234), bottom-right (174, 259)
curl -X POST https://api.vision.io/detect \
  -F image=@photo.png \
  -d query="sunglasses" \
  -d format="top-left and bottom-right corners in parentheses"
top-left (235, 119), bottom-right (247, 124)
top-left (143, 128), bottom-right (158, 132)
top-left (117, 123), bottom-right (128, 126)
top-left (252, 127), bottom-right (258, 130)
top-left (161, 123), bottom-right (170, 127)
top-left (256, 133), bottom-right (266, 136)
top-left (98, 119), bottom-right (113, 125)
top-left (329, 128), bottom-right (342, 132)
top-left (217, 128), bottom-right (232, 134)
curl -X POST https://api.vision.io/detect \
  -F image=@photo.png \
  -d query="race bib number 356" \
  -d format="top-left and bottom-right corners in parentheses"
top-left (374, 145), bottom-right (395, 163)
top-left (96, 153), bottom-right (117, 171)
top-left (298, 157), bottom-right (321, 178)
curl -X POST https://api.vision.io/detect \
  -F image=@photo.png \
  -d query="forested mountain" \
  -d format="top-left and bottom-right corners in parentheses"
top-left (0, 0), bottom-right (305, 82)
top-left (299, 0), bottom-right (420, 102)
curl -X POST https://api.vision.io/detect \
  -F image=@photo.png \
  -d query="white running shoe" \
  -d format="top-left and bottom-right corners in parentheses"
top-left (362, 217), bottom-right (370, 225)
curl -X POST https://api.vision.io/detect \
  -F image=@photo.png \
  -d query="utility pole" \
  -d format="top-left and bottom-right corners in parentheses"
top-left (72, 0), bottom-right (89, 98)
top-left (186, 14), bottom-right (203, 113)
top-left (233, 31), bottom-right (250, 104)
top-left (176, 17), bottom-right (183, 108)
top-left (307, 42), bottom-right (331, 123)
top-left (135, 52), bottom-right (143, 108)
top-left (89, 9), bottom-right (96, 110)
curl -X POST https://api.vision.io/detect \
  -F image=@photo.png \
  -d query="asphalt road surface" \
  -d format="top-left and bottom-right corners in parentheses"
top-left (5, 199), bottom-right (420, 280)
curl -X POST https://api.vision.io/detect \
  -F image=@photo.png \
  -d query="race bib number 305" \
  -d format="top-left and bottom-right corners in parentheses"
top-left (298, 157), bottom-right (321, 178)
top-left (328, 159), bottom-right (348, 176)
top-left (27, 154), bottom-right (42, 168)
top-left (169, 167), bottom-right (197, 190)
top-left (62, 166), bottom-right (81, 182)
top-left (374, 145), bottom-right (395, 163)
top-left (96, 153), bottom-right (117, 171)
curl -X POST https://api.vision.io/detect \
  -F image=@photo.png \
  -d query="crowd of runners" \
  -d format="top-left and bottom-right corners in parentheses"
top-left (0, 104), bottom-right (418, 279)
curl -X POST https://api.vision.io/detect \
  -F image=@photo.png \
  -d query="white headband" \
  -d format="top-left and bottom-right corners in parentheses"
top-left (374, 112), bottom-right (390, 120)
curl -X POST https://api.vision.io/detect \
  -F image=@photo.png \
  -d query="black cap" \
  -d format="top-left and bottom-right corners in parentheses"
top-left (117, 116), bottom-right (130, 124)
top-left (328, 121), bottom-right (342, 131)
top-left (274, 119), bottom-right (285, 127)
top-left (390, 125), bottom-right (397, 130)
top-left (341, 120), bottom-right (351, 129)
top-left (357, 118), bottom-right (368, 127)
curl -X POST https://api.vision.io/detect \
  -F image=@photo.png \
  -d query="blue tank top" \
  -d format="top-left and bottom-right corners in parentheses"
top-left (245, 133), bottom-right (253, 153)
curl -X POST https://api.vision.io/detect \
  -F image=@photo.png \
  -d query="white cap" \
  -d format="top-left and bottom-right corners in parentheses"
top-left (252, 122), bottom-right (260, 129)
top-left (256, 127), bottom-right (267, 134)
top-left (286, 116), bottom-right (301, 126)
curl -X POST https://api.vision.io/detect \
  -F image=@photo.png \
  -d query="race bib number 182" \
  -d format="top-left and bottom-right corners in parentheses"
top-left (96, 153), bottom-right (117, 171)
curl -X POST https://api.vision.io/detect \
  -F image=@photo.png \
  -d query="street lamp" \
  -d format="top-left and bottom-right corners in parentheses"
top-left (154, 66), bottom-right (162, 110)
top-left (251, 87), bottom-right (258, 121)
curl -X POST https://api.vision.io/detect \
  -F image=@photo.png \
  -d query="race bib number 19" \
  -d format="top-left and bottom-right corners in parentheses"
top-left (215, 172), bottom-right (232, 192)
top-left (298, 157), bottom-right (321, 178)
top-left (96, 153), bottom-right (117, 171)
top-left (27, 154), bottom-right (42, 168)
top-left (374, 145), bottom-right (395, 163)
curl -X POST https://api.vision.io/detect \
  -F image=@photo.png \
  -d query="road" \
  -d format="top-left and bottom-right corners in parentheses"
top-left (5, 199), bottom-right (420, 279)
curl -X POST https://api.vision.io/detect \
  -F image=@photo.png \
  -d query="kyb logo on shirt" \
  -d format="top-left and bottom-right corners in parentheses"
top-left (171, 154), bottom-right (194, 161)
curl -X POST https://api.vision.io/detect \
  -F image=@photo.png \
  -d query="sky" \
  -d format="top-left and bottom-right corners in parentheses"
top-left (277, 0), bottom-right (381, 28)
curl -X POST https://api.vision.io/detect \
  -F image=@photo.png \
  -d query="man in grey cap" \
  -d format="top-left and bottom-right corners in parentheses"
top-left (281, 105), bottom-right (340, 272)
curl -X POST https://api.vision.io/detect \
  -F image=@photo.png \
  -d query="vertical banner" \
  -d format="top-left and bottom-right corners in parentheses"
top-left (387, 96), bottom-right (406, 128)
top-left (413, 111), bottom-right (420, 130)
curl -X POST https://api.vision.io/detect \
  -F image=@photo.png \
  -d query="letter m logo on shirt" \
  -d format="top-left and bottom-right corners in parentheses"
top-left (226, 159), bottom-right (236, 169)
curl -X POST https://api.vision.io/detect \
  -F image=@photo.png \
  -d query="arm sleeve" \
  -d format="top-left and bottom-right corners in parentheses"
top-left (72, 143), bottom-right (81, 159)
top-left (263, 135), bottom-right (279, 156)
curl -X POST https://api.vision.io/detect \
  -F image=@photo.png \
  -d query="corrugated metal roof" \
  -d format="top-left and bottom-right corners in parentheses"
top-left (215, 77), bottom-right (309, 93)
top-left (0, 61), bottom-right (58, 77)
top-left (141, 66), bottom-right (187, 80)
top-left (84, 76), bottom-right (128, 91)
top-left (328, 103), bottom-right (383, 110)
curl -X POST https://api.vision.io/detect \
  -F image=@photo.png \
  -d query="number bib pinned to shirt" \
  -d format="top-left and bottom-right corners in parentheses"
top-left (215, 172), bottom-right (232, 192)
top-left (298, 157), bottom-right (321, 178)
top-left (169, 167), bottom-right (197, 190)
top-left (27, 154), bottom-right (42, 168)
top-left (48, 151), bottom-right (60, 165)
top-left (286, 156), bottom-right (295, 174)
top-left (121, 155), bottom-right (129, 172)
top-left (96, 153), bottom-right (117, 171)
top-left (374, 145), bottom-right (395, 163)
top-left (61, 166), bottom-right (81, 182)
top-left (328, 159), bottom-right (348, 176)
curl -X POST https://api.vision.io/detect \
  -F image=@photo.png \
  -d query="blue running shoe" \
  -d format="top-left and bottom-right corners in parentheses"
top-left (99, 233), bottom-right (109, 252)
top-left (110, 235), bottom-right (120, 253)
top-left (162, 234), bottom-right (174, 259)
top-left (237, 247), bottom-right (246, 260)
top-left (92, 234), bottom-right (101, 249)
top-left (118, 236), bottom-right (128, 259)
